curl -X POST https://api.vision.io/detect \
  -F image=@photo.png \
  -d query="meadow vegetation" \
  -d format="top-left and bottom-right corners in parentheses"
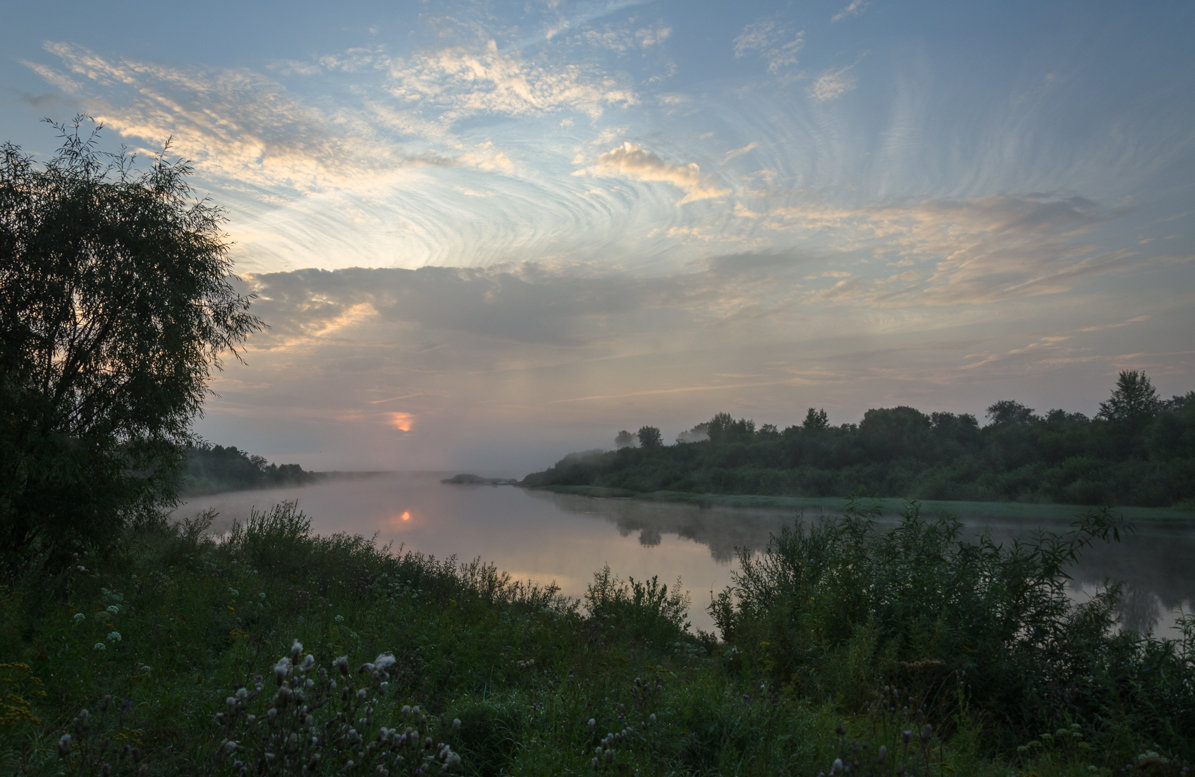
top-left (2, 500), bottom-right (1192, 776)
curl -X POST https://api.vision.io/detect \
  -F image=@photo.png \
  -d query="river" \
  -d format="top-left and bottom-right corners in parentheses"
top-left (177, 472), bottom-right (1193, 638)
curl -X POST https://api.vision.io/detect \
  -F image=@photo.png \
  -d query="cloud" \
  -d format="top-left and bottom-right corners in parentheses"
top-left (579, 22), bottom-right (672, 52)
top-left (832, 0), bottom-right (870, 23)
top-left (733, 21), bottom-right (805, 75)
top-left (31, 42), bottom-right (433, 194)
top-left (756, 193), bottom-right (1153, 306)
top-left (369, 40), bottom-right (637, 123)
top-left (809, 63), bottom-right (859, 101)
top-left (574, 142), bottom-right (729, 203)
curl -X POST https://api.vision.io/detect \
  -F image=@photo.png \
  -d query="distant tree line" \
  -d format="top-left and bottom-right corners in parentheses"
top-left (179, 443), bottom-right (316, 495)
top-left (524, 371), bottom-right (1195, 508)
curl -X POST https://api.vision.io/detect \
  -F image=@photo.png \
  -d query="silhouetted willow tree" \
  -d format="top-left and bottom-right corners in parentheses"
top-left (1, 118), bottom-right (263, 563)
top-left (524, 371), bottom-right (1195, 507)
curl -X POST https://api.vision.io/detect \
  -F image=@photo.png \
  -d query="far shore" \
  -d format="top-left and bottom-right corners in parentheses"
top-left (519, 483), bottom-right (1195, 526)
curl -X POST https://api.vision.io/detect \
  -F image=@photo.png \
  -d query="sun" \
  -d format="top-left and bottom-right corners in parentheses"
top-left (388, 412), bottom-right (414, 432)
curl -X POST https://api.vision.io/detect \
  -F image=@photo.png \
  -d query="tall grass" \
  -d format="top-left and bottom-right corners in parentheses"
top-left (1, 500), bottom-right (1191, 775)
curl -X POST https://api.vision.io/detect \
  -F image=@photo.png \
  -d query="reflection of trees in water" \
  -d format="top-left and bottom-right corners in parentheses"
top-left (523, 490), bottom-right (821, 564)
top-left (1117, 585), bottom-right (1162, 636)
top-left (525, 489), bottom-right (1194, 633)
top-left (1062, 527), bottom-right (1195, 614)
top-left (639, 526), bottom-right (661, 547)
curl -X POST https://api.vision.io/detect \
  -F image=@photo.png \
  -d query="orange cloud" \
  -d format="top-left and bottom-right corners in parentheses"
top-left (388, 412), bottom-right (415, 432)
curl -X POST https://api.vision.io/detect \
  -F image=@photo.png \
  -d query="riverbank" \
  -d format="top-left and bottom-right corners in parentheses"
top-left (3, 501), bottom-right (1191, 775)
top-left (524, 483), bottom-right (1195, 524)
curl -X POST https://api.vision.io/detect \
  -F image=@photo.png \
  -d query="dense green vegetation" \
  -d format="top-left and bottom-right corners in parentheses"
top-left (1, 118), bottom-right (261, 567)
top-left (180, 443), bottom-right (317, 496)
top-left (525, 372), bottom-right (1195, 508)
top-left (3, 502), bottom-right (1192, 775)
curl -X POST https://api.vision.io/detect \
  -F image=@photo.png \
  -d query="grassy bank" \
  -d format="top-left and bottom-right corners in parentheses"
top-left (1, 502), bottom-right (1192, 776)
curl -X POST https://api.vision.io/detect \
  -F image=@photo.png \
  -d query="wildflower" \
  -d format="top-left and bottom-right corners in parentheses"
top-left (374, 652), bottom-right (396, 670)
top-left (94, 642), bottom-right (106, 651)
top-left (588, 718), bottom-right (596, 731)
top-left (832, 758), bottom-right (844, 774)
top-left (334, 656), bottom-right (349, 675)
top-left (73, 612), bottom-right (85, 623)
top-left (334, 614), bottom-right (344, 623)
top-left (452, 718), bottom-right (461, 730)
top-left (106, 604), bottom-right (119, 615)
top-left (301, 654), bottom-right (315, 672)
top-left (274, 657), bottom-right (291, 684)
top-left (290, 639), bottom-right (303, 659)
top-left (107, 631), bottom-right (121, 642)
top-left (58, 734), bottom-right (71, 755)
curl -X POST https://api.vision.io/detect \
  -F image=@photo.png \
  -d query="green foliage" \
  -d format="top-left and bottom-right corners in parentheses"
top-left (0, 505), bottom-right (1191, 775)
top-left (636, 425), bottom-right (663, 449)
top-left (584, 566), bottom-right (690, 647)
top-left (526, 372), bottom-right (1195, 507)
top-left (712, 502), bottom-right (1195, 756)
top-left (0, 118), bottom-right (262, 564)
top-left (802, 407), bottom-right (830, 432)
top-left (1098, 370), bottom-right (1161, 425)
top-left (180, 443), bottom-right (315, 495)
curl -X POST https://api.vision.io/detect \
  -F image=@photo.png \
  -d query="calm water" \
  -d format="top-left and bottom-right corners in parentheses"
top-left (178, 472), bottom-right (1193, 637)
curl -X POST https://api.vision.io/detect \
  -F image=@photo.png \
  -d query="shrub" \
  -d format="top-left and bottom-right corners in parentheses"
top-left (712, 502), bottom-right (1195, 757)
top-left (584, 566), bottom-right (690, 648)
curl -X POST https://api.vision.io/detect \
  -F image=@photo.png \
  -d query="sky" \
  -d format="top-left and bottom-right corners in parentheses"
top-left (3, 0), bottom-right (1193, 475)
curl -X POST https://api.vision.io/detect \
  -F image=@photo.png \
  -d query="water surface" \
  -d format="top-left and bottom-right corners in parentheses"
top-left (178, 472), bottom-right (1193, 637)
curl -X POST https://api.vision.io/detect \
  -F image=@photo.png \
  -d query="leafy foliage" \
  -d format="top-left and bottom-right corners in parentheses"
top-left (526, 372), bottom-right (1195, 507)
top-left (712, 502), bottom-right (1195, 754)
top-left (0, 118), bottom-right (262, 563)
top-left (180, 443), bottom-right (316, 495)
top-left (2, 502), bottom-right (1191, 775)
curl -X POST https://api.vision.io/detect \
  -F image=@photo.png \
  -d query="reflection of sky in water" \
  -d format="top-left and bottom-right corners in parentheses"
top-left (178, 473), bottom-right (1194, 638)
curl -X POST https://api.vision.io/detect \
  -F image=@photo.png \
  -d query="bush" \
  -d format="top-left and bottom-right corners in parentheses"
top-left (584, 566), bottom-right (690, 648)
top-left (712, 502), bottom-right (1195, 756)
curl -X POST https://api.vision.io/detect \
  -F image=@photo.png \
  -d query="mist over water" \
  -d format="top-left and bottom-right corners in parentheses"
top-left (178, 472), bottom-right (1194, 637)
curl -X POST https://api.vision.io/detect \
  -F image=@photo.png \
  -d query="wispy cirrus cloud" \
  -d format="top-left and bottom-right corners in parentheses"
top-left (31, 42), bottom-right (431, 193)
top-left (809, 63), bottom-right (859, 101)
top-left (357, 40), bottom-right (637, 124)
top-left (755, 193), bottom-right (1161, 306)
top-left (832, 0), bottom-right (870, 23)
top-left (733, 20), bottom-right (805, 76)
top-left (574, 142), bottom-right (729, 203)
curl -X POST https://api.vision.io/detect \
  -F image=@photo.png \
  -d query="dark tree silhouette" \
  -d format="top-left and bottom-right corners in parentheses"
top-left (1098, 370), bottom-right (1161, 425)
top-left (637, 425), bottom-right (663, 449)
top-left (1, 118), bottom-right (263, 561)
